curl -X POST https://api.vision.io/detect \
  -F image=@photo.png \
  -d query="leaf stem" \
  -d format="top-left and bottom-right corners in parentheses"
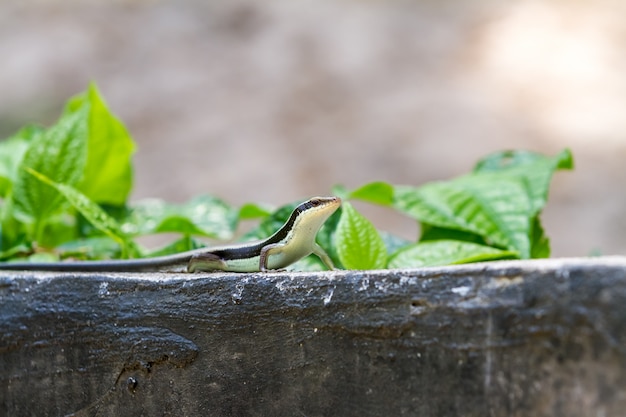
top-left (33, 218), bottom-right (46, 248)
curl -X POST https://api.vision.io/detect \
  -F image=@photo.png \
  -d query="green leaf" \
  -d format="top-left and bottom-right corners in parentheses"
top-left (388, 240), bottom-right (518, 268)
top-left (36, 215), bottom-right (79, 249)
top-left (285, 254), bottom-right (330, 272)
top-left (67, 84), bottom-right (136, 205)
top-left (0, 193), bottom-right (29, 253)
top-left (394, 178), bottom-right (533, 257)
top-left (0, 125), bottom-right (41, 198)
top-left (243, 201), bottom-right (299, 241)
top-left (21, 252), bottom-right (60, 263)
top-left (349, 181), bottom-right (394, 205)
top-left (145, 235), bottom-right (207, 257)
top-left (335, 202), bottom-right (387, 270)
top-left (0, 243), bottom-right (30, 261)
top-left (419, 224), bottom-right (488, 246)
top-left (57, 237), bottom-right (123, 260)
top-left (153, 215), bottom-right (210, 236)
top-left (122, 195), bottom-right (238, 240)
top-left (13, 108), bottom-right (88, 223)
top-left (380, 231), bottom-right (412, 254)
top-left (311, 207), bottom-right (342, 268)
top-left (0, 127), bottom-right (42, 252)
top-left (474, 148), bottom-right (573, 172)
top-left (529, 216), bottom-right (550, 258)
top-left (238, 202), bottom-right (274, 220)
top-left (26, 168), bottom-right (137, 257)
top-left (392, 149), bottom-right (572, 260)
top-left (473, 149), bottom-right (573, 215)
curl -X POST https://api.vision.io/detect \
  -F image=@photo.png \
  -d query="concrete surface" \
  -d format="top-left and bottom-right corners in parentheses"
top-left (2, 257), bottom-right (626, 416)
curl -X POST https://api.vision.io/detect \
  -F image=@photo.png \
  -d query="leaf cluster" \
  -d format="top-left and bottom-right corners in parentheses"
top-left (330, 148), bottom-right (573, 270)
top-left (0, 84), bottom-right (239, 261)
top-left (232, 152), bottom-right (572, 271)
top-left (0, 84), bottom-right (573, 269)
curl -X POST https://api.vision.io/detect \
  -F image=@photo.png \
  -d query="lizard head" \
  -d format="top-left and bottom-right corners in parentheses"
top-left (297, 196), bottom-right (341, 217)
top-left (292, 196), bottom-right (342, 232)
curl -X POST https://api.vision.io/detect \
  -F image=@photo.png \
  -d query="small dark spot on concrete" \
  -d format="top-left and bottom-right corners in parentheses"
top-left (411, 299), bottom-right (429, 308)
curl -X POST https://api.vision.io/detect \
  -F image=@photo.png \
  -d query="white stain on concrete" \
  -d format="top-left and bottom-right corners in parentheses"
top-left (451, 285), bottom-right (471, 296)
top-left (323, 286), bottom-right (335, 305)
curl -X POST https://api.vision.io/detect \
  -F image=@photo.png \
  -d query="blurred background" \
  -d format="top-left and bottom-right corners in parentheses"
top-left (1, 0), bottom-right (625, 257)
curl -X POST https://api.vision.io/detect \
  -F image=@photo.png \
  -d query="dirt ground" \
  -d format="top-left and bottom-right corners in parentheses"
top-left (1, 0), bottom-right (625, 257)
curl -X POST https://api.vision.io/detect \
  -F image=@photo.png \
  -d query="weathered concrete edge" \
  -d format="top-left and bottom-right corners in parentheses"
top-left (2, 255), bottom-right (623, 283)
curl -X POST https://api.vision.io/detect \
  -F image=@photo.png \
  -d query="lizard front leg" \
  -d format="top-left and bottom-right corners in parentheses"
top-left (312, 243), bottom-right (335, 270)
top-left (259, 243), bottom-right (285, 272)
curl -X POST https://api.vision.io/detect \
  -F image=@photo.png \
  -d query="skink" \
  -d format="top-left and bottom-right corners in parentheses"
top-left (0, 196), bottom-right (341, 273)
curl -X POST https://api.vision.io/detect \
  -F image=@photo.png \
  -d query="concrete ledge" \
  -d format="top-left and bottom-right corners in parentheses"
top-left (2, 257), bottom-right (626, 416)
